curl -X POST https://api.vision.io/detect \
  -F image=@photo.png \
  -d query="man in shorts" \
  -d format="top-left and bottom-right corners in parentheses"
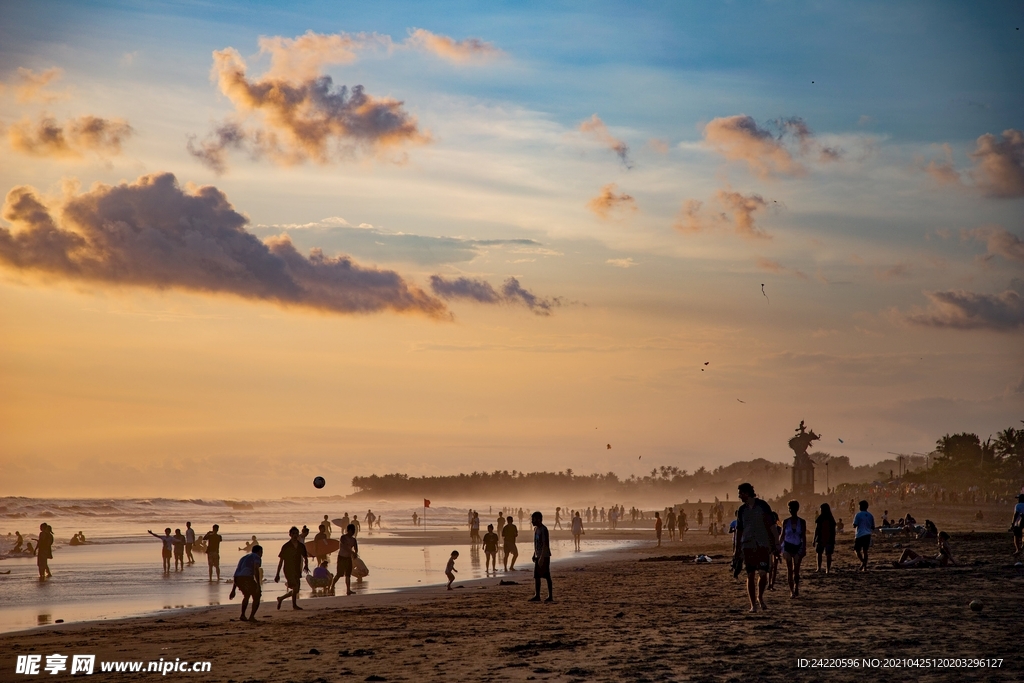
top-left (275, 526), bottom-right (309, 610)
top-left (732, 482), bottom-right (778, 613)
top-left (229, 544), bottom-right (263, 621)
top-left (204, 524), bottom-right (222, 581)
top-left (502, 515), bottom-right (519, 571)
top-left (184, 521), bottom-right (196, 565)
top-left (331, 524), bottom-right (359, 595)
top-left (1011, 493), bottom-right (1024, 557)
top-left (529, 511), bottom-right (553, 603)
top-left (482, 524), bottom-right (500, 573)
top-left (853, 500), bottom-right (875, 571)
top-left (147, 527), bottom-right (174, 573)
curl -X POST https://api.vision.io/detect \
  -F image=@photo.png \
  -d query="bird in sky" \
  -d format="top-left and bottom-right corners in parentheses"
top-left (737, 399), bottom-right (746, 403)
top-left (704, 362), bottom-right (709, 365)
top-left (606, 444), bottom-right (611, 449)
top-left (838, 438), bottom-right (844, 443)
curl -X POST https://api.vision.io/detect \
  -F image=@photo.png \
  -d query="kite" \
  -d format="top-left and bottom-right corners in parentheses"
top-left (761, 284), bottom-right (769, 304)
top-left (607, 444), bottom-right (612, 449)
top-left (737, 399), bottom-right (746, 404)
top-left (838, 438), bottom-right (844, 444)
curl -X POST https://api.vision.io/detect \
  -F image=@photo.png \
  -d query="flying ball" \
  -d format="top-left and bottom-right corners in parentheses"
top-left (313, 476), bottom-right (326, 489)
top-left (969, 600), bottom-right (982, 612)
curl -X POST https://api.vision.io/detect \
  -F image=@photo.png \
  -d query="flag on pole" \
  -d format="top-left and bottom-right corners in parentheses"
top-left (424, 499), bottom-right (431, 508)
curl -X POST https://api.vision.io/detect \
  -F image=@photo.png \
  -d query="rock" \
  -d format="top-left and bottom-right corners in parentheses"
top-left (308, 648), bottom-right (320, 655)
top-left (969, 600), bottom-right (982, 612)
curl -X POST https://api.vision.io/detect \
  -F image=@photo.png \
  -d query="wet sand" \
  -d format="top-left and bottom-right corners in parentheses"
top-left (3, 528), bottom-right (1021, 682)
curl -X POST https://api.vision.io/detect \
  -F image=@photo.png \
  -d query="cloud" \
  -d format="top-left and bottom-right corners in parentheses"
top-left (921, 143), bottom-right (962, 185)
top-left (4, 67), bottom-right (68, 103)
top-left (903, 287), bottom-right (1024, 331)
top-left (703, 115), bottom-right (805, 179)
top-left (648, 138), bottom-right (670, 154)
top-left (8, 114), bottom-right (133, 159)
top-left (963, 226), bottom-right (1024, 264)
top-left (873, 263), bottom-right (912, 281)
top-left (429, 275), bottom-right (560, 315)
top-left (0, 172), bottom-right (447, 318)
top-left (968, 129), bottom-right (1024, 198)
top-left (715, 189), bottom-right (770, 239)
top-left (606, 257), bottom-right (638, 268)
top-left (258, 30), bottom-right (392, 81)
top-left (673, 191), bottom-right (771, 239)
top-left (190, 44), bottom-right (427, 172)
top-left (406, 28), bottom-right (502, 64)
top-left (756, 257), bottom-right (807, 280)
top-left (579, 115), bottom-right (631, 167)
top-left (587, 183), bottom-right (637, 219)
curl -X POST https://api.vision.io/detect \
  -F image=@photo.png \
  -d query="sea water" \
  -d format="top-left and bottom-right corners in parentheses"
top-left (0, 497), bottom-right (634, 633)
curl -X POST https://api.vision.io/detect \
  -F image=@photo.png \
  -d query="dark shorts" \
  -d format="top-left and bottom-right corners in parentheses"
top-left (854, 535), bottom-right (871, 552)
top-left (337, 556), bottom-right (353, 576)
top-left (207, 552), bottom-right (219, 566)
top-left (234, 575), bottom-right (261, 597)
top-left (534, 556), bottom-right (551, 579)
top-left (815, 543), bottom-right (835, 555)
top-left (284, 569), bottom-right (301, 589)
top-left (173, 548), bottom-right (184, 558)
top-left (162, 548), bottom-right (172, 559)
top-left (1013, 527), bottom-right (1023, 539)
top-left (783, 542), bottom-right (801, 555)
top-left (742, 547), bottom-right (771, 573)
top-left (504, 543), bottom-right (517, 554)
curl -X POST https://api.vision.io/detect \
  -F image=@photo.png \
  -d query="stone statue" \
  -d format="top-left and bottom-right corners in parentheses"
top-left (788, 420), bottom-right (819, 496)
top-left (788, 420), bottom-right (820, 459)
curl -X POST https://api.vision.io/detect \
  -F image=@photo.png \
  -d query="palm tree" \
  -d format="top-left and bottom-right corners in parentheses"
top-left (995, 425), bottom-right (1024, 469)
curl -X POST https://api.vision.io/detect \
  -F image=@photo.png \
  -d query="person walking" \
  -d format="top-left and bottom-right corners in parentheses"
top-left (184, 521), bottom-right (196, 565)
top-left (732, 483), bottom-right (778, 613)
top-left (529, 511), bottom-right (553, 602)
top-left (275, 526), bottom-right (309, 610)
top-left (204, 524), bottom-right (223, 581)
top-left (654, 511), bottom-right (663, 547)
top-left (813, 503), bottom-right (837, 573)
top-left (229, 545), bottom-right (263, 621)
top-left (781, 501), bottom-right (807, 597)
top-left (571, 511), bottom-right (584, 551)
top-left (502, 515), bottom-right (519, 571)
top-left (36, 523), bottom-right (54, 579)
top-left (853, 500), bottom-right (875, 571)
top-left (1011, 493), bottom-right (1024, 557)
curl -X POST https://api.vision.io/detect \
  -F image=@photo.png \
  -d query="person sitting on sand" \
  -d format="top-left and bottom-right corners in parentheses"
top-left (781, 501), bottom-right (807, 598)
top-left (229, 544), bottom-right (263, 622)
top-left (147, 527), bottom-right (175, 573)
top-left (894, 532), bottom-right (957, 568)
top-left (836, 518), bottom-right (845, 534)
top-left (483, 524), bottom-right (499, 573)
top-left (918, 520), bottom-right (938, 540)
top-left (503, 516), bottom-right (519, 571)
top-left (445, 550), bottom-right (459, 590)
top-left (239, 535), bottom-right (260, 552)
top-left (275, 526), bottom-right (309, 611)
top-left (331, 524), bottom-right (359, 596)
top-left (13, 531), bottom-right (24, 553)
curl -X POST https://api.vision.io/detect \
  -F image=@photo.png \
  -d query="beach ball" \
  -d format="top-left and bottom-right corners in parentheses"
top-left (313, 476), bottom-right (326, 489)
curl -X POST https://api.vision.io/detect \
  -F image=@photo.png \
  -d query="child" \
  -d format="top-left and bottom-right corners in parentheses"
top-left (482, 525), bottom-right (499, 573)
top-left (445, 550), bottom-right (459, 590)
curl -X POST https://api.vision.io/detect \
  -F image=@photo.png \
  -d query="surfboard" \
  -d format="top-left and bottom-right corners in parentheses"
top-left (352, 555), bottom-right (369, 579)
top-left (305, 537), bottom-right (341, 557)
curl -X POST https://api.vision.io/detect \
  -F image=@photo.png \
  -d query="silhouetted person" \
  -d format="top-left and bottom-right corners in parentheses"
top-left (813, 503), bottom-right (837, 573)
top-left (571, 511), bottom-right (584, 551)
top-left (172, 528), bottom-right (186, 571)
top-left (37, 523), bottom-right (54, 579)
top-left (14, 531), bottom-right (24, 553)
top-left (184, 522), bottom-right (196, 565)
top-left (147, 527), bottom-right (174, 573)
top-left (446, 550), bottom-right (459, 589)
top-left (853, 500), bottom-right (875, 571)
top-left (483, 524), bottom-right (499, 573)
top-left (529, 511), bottom-right (553, 602)
top-left (229, 544), bottom-right (263, 621)
top-left (667, 509), bottom-right (677, 541)
top-left (276, 526), bottom-right (309, 610)
top-left (204, 524), bottom-right (223, 581)
top-left (894, 531), bottom-right (956, 568)
top-left (412, 511), bottom-right (419, 527)
top-left (471, 511), bottom-right (481, 545)
top-left (239, 535), bottom-right (260, 552)
top-left (1012, 494), bottom-right (1024, 557)
top-left (554, 507), bottom-right (563, 530)
top-left (781, 501), bottom-right (807, 598)
top-left (503, 516), bottom-right (519, 570)
top-left (323, 515), bottom-right (332, 539)
top-left (313, 525), bottom-right (329, 564)
top-left (655, 511), bottom-right (663, 547)
top-left (733, 483), bottom-right (777, 613)
top-left (331, 523), bottom-right (359, 595)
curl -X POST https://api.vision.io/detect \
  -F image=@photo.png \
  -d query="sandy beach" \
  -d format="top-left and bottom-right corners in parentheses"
top-left (3, 524), bottom-right (1021, 682)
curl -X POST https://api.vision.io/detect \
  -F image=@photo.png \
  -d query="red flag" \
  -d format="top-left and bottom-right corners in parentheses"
top-left (424, 499), bottom-right (431, 508)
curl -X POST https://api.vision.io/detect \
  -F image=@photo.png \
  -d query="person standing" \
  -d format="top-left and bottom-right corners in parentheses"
top-left (1011, 493), bottom-right (1024, 557)
top-left (654, 512), bottom-right (663, 547)
top-left (482, 524), bottom-right (500, 573)
top-left (667, 509), bottom-right (677, 541)
top-left (365, 510), bottom-right (376, 534)
top-left (732, 483), bottom-right (778, 613)
top-left (331, 523), bottom-right (359, 596)
top-left (853, 500), bottom-right (875, 571)
top-left (147, 527), bottom-right (175, 573)
top-left (36, 523), bottom-right (54, 579)
top-left (229, 545), bottom-right (263, 621)
top-left (323, 515), bottom-right (333, 540)
top-left (571, 511), bottom-right (584, 551)
top-left (554, 507), bottom-right (563, 530)
top-left (275, 526), bottom-right (309, 610)
top-left (781, 501), bottom-right (807, 598)
top-left (172, 528), bottom-right (186, 571)
top-left (529, 511), bottom-right (553, 602)
top-left (813, 503), bottom-right (837, 573)
top-left (502, 515), bottom-right (519, 571)
top-left (184, 522), bottom-right (196, 565)
top-left (204, 524), bottom-right (223, 582)
top-left (471, 511), bottom-right (481, 546)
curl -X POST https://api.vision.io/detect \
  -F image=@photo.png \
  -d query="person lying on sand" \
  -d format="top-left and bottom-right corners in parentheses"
top-left (893, 532), bottom-right (956, 568)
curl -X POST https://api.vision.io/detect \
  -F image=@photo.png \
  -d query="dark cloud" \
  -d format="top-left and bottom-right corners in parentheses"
top-left (968, 129), bottom-right (1024, 198)
top-left (430, 274), bottom-right (560, 315)
top-left (8, 114), bottom-right (133, 159)
top-left (904, 287), bottom-right (1024, 331)
top-left (190, 46), bottom-right (428, 173)
top-left (0, 172), bottom-right (447, 318)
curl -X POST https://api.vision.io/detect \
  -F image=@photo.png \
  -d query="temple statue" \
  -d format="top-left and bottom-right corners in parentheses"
top-left (788, 420), bottom-right (819, 497)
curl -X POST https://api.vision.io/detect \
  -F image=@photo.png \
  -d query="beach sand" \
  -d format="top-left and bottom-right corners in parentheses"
top-left (2, 528), bottom-right (1021, 682)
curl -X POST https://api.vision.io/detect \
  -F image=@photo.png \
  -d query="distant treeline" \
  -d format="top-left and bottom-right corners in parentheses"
top-left (349, 446), bottom-right (965, 502)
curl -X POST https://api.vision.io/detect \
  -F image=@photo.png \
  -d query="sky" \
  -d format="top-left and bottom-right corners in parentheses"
top-left (0, 1), bottom-right (1022, 498)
